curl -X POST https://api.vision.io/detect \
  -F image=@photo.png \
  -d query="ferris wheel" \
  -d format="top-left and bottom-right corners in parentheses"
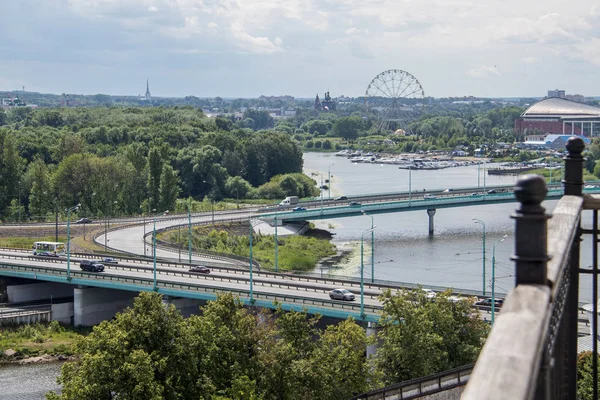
top-left (365, 69), bottom-right (425, 134)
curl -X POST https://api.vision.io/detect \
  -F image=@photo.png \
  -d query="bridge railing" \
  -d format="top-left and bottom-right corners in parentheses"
top-left (463, 137), bottom-right (596, 400)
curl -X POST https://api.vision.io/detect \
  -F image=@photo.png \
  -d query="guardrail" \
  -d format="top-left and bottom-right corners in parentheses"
top-left (0, 262), bottom-right (382, 319)
top-left (350, 364), bottom-right (473, 400)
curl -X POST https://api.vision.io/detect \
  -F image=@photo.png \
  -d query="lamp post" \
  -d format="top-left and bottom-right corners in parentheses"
top-left (152, 209), bottom-right (158, 291)
top-left (320, 174), bottom-right (324, 214)
top-left (328, 163), bottom-right (335, 199)
top-left (491, 235), bottom-right (508, 324)
top-left (408, 165), bottom-right (412, 205)
top-left (472, 218), bottom-right (486, 296)
top-left (362, 211), bottom-right (375, 282)
top-left (360, 227), bottom-right (376, 320)
top-left (66, 203), bottom-right (80, 281)
top-left (105, 200), bottom-right (117, 250)
top-left (274, 215), bottom-right (279, 273)
top-left (187, 201), bottom-right (193, 264)
top-left (249, 219), bottom-right (258, 304)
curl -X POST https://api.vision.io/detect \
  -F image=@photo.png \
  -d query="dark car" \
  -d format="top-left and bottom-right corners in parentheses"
top-left (334, 196), bottom-right (348, 201)
top-left (35, 251), bottom-right (59, 257)
top-left (476, 298), bottom-right (503, 307)
top-left (348, 202), bottom-right (361, 207)
top-left (75, 218), bottom-right (92, 224)
top-left (292, 207), bottom-right (306, 212)
top-left (80, 260), bottom-right (105, 272)
top-left (102, 257), bottom-right (118, 264)
top-left (189, 266), bottom-right (210, 274)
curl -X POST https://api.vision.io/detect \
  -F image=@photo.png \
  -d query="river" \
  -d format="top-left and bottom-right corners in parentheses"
top-left (0, 362), bottom-right (62, 399)
top-left (303, 152), bottom-right (597, 303)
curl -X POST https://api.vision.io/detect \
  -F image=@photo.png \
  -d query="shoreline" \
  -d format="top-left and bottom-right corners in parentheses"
top-left (1, 350), bottom-right (75, 366)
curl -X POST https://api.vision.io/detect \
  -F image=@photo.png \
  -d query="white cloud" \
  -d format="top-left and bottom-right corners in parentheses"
top-left (467, 65), bottom-right (500, 78)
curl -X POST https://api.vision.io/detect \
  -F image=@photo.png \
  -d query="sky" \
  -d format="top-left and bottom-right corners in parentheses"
top-left (0, 0), bottom-right (599, 99)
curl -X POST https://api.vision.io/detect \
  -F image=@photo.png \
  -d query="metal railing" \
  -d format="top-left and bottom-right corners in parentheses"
top-left (349, 364), bottom-right (473, 400)
top-left (463, 137), bottom-right (597, 400)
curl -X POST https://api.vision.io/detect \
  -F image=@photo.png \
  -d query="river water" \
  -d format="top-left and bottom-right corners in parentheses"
top-left (303, 152), bottom-right (597, 303)
top-left (0, 362), bottom-right (62, 399)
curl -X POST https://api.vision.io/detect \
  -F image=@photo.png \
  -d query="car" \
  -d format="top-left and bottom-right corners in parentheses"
top-left (75, 218), bottom-right (92, 224)
top-left (292, 207), bottom-right (306, 212)
top-left (422, 288), bottom-right (436, 299)
top-left (487, 189), bottom-right (497, 194)
top-left (423, 194), bottom-right (436, 199)
top-left (334, 196), bottom-right (348, 201)
top-left (80, 260), bottom-right (105, 272)
top-left (470, 193), bottom-right (479, 196)
top-left (329, 289), bottom-right (355, 301)
top-left (348, 201), bottom-right (361, 206)
top-left (585, 185), bottom-right (597, 189)
top-left (189, 266), bottom-right (210, 274)
top-left (476, 298), bottom-right (504, 307)
top-left (35, 251), bottom-right (58, 257)
top-left (102, 257), bottom-right (118, 264)
top-left (442, 188), bottom-right (454, 193)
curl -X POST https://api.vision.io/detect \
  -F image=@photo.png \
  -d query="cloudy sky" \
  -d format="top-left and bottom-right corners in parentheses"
top-left (0, 0), bottom-right (598, 98)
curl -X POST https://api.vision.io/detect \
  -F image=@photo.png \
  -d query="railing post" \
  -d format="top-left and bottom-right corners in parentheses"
top-left (563, 136), bottom-right (584, 400)
top-left (512, 175), bottom-right (551, 285)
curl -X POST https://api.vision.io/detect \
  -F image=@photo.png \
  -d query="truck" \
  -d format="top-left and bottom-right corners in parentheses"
top-left (279, 196), bottom-right (299, 207)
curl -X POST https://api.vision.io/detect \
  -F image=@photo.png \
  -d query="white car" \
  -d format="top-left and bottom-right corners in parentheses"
top-left (424, 194), bottom-right (437, 199)
top-left (329, 289), bottom-right (356, 301)
top-left (422, 288), bottom-right (436, 299)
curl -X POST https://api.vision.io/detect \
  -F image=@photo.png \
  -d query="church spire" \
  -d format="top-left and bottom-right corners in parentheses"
top-left (145, 78), bottom-right (151, 101)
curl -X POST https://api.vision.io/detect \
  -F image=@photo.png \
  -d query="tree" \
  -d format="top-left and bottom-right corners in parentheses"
top-left (374, 288), bottom-right (489, 384)
top-left (47, 292), bottom-right (194, 400)
top-left (159, 164), bottom-right (180, 212)
top-left (577, 351), bottom-right (600, 400)
top-left (147, 147), bottom-right (163, 210)
top-left (331, 116), bottom-right (363, 140)
top-left (26, 156), bottom-right (51, 219)
top-left (225, 176), bottom-right (251, 200)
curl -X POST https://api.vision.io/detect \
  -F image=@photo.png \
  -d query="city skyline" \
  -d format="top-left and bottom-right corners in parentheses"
top-left (1, 0), bottom-right (599, 98)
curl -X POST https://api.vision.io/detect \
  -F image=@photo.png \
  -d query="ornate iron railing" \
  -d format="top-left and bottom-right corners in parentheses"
top-left (464, 137), bottom-right (597, 400)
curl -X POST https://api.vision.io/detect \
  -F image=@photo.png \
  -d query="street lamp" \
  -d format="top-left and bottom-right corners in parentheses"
top-left (362, 211), bottom-right (375, 283)
top-left (66, 203), bottom-right (81, 281)
top-left (274, 215), bottom-right (279, 273)
top-left (472, 218), bottom-right (486, 296)
top-left (491, 235), bottom-right (508, 324)
top-left (328, 163), bottom-right (335, 199)
top-left (360, 226), bottom-right (376, 320)
top-left (151, 208), bottom-right (160, 291)
top-left (408, 165), bottom-right (412, 205)
top-left (249, 219), bottom-right (261, 304)
top-left (187, 200), bottom-right (193, 264)
top-left (105, 200), bottom-right (117, 250)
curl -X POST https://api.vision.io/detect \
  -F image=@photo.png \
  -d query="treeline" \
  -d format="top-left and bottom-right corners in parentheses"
top-left (0, 107), bottom-right (307, 221)
top-left (47, 290), bottom-right (488, 400)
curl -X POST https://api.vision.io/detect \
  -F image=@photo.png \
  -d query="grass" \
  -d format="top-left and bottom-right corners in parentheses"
top-left (0, 321), bottom-right (90, 361)
top-left (0, 236), bottom-right (67, 249)
top-left (526, 168), bottom-right (597, 182)
top-left (159, 223), bottom-right (336, 272)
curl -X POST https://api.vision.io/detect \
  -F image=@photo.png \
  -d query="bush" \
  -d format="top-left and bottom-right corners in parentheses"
top-left (322, 139), bottom-right (332, 149)
top-left (305, 141), bottom-right (314, 148)
top-left (314, 140), bottom-right (322, 148)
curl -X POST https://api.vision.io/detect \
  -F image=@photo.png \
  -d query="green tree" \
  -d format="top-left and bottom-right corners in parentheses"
top-left (47, 292), bottom-right (195, 400)
top-left (578, 351), bottom-right (600, 400)
top-left (331, 116), bottom-right (363, 140)
top-left (26, 156), bottom-right (52, 219)
top-left (147, 147), bottom-right (164, 210)
top-left (225, 176), bottom-right (251, 200)
top-left (374, 288), bottom-right (489, 384)
top-left (159, 164), bottom-right (180, 212)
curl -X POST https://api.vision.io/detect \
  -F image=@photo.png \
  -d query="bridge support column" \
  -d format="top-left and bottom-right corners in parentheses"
top-left (427, 209), bottom-right (436, 237)
top-left (162, 295), bottom-right (205, 317)
top-left (366, 322), bottom-right (381, 358)
top-left (74, 286), bottom-right (136, 326)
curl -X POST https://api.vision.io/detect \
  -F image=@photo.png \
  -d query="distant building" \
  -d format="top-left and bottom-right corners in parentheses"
top-left (314, 91), bottom-right (337, 111)
top-left (145, 79), bottom-right (151, 102)
top-left (514, 97), bottom-right (600, 137)
top-left (548, 89), bottom-right (566, 98)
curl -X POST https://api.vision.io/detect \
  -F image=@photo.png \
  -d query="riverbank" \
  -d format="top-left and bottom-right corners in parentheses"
top-left (0, 322), bottom-right (87, 365)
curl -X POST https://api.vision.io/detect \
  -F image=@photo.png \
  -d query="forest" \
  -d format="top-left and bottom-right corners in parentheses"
top-left (0, 106), bottom-right (307, 221)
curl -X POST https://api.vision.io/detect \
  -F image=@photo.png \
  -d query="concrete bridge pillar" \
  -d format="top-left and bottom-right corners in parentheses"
top-left (74, 286), bottom-right (136, 326)
top-left (366, 322), bottom-right (381, 358)
top-left (162, 295), bottom-right (205, 317)
top-left (427, 209), bottom-right (437, 236)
